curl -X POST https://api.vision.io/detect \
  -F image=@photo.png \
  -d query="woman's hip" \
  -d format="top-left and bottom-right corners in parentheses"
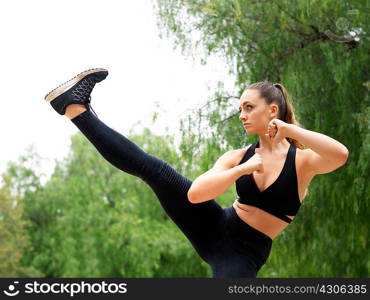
top-left (222, 205), bottom-right (273, 269)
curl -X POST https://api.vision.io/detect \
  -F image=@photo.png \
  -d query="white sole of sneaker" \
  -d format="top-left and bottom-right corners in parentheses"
top-left (45, 68), bottom-right (108, 102)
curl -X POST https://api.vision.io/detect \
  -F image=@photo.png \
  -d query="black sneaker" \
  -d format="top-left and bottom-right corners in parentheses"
top-left (44, 68), bottom-right (108, 116)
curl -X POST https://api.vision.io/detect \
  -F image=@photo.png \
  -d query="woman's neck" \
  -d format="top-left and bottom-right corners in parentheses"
top-left (257, 136), bottom-right (290, 153)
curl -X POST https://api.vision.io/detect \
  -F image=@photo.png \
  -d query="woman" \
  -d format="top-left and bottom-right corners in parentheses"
top-left (44, 68), bottom-right (349, 278)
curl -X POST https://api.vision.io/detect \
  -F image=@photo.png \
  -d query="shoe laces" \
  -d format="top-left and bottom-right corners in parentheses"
top-left (72, 78), bottom-right (99, 118)
top-left (86, 96), bottom-right (98, 118)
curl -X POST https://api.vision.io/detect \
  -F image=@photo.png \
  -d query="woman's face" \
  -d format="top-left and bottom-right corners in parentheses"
top-left (238, 89), bottom-right (278, 135)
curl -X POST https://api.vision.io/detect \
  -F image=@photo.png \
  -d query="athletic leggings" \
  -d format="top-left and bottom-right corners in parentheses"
top-left (71, 110), bottom-right (273, 278)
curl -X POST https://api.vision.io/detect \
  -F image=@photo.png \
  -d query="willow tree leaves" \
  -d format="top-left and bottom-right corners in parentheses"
top-left (153, 0), bottom-right (369, 277)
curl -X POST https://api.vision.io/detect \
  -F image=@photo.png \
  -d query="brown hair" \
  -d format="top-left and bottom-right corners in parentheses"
top-left (245, 81), bottom-right (305, 149)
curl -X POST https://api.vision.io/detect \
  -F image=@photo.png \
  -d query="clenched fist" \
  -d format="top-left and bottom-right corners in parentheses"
top-left (238, 147), bottom-right (264, 175)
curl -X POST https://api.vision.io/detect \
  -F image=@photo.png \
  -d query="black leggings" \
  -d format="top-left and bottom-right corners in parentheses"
top-left (71, 110), bottom-right (273, 278)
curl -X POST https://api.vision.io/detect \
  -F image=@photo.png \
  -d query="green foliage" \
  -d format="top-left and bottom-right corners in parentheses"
top-left (0, 177), bottom-right (41, 277)
top-left (153, 0), bottom-right (369, 277)
top-left (1, 129), bottom-right (209, 277)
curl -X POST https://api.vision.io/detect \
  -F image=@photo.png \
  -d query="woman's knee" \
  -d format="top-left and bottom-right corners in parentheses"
top-left (156, 162), bottom-right (192, 195)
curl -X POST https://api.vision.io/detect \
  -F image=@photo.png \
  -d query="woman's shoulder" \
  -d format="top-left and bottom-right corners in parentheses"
top-left (225, 144), bottom-right (254, 167)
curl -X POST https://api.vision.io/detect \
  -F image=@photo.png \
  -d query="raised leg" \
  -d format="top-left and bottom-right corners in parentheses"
top-left (70, 109), bottom-right (225, 263)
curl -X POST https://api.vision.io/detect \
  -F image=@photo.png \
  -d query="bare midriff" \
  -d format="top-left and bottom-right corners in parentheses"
top-left (232, 200), bottom-right (294, 240)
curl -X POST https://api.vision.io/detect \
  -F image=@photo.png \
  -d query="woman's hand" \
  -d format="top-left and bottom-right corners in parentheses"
top-left (238, 148), bottom-right (264, 175)
top-left (265, 118), bottom-right (290, 145)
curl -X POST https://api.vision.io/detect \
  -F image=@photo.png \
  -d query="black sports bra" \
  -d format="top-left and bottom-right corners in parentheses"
top-left (235, 140), bottom-right (301, 223)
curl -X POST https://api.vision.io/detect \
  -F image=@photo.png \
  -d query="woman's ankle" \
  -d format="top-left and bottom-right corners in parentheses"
top-left (65, 104), bottom-right (87, 119)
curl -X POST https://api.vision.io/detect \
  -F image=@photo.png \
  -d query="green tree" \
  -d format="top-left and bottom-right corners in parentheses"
top-left (153, 0), bottom-right (369, 276)
top-left (3, 127), bottom-right (209, 277)
top-left (0, 175), bottom-right (41, 276)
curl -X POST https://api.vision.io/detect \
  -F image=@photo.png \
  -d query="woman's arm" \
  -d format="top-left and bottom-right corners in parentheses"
top-left (284, 124), bottom-right (349, 175)
top-left (187, 150), bottom-right (246, 204)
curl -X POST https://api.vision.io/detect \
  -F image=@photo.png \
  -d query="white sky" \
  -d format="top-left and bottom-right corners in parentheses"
top-left (0, 0), bottom-right (237, 184)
